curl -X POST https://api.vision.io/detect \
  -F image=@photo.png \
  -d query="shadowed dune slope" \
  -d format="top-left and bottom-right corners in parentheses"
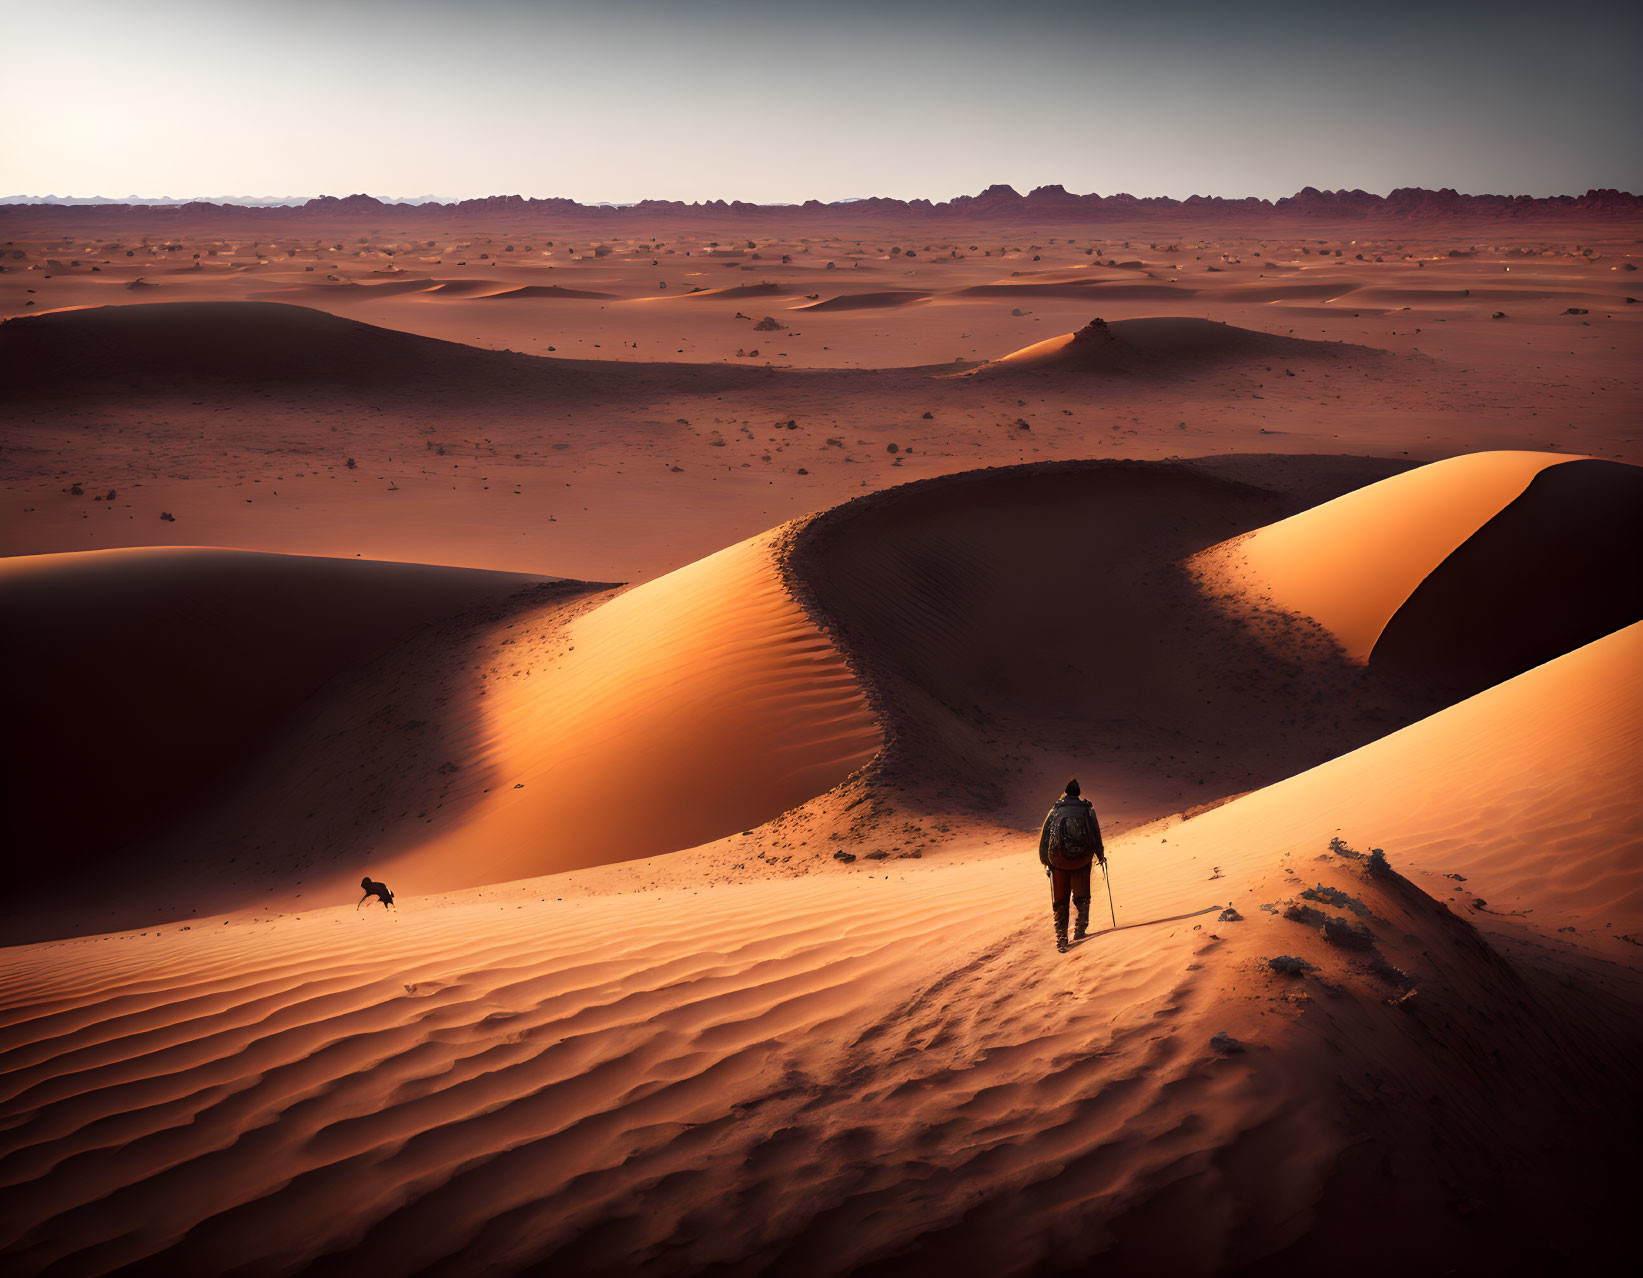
top-left (664, 282), bottom-right (790, 301)
top-left (0, 301), bottom-right (789, 405)
top-left (0, 549), bottom-right (554, 877)
top-left (956, 281), bottom-right (1195, 300)
top-left (1371, 458), bottom-right (1643, 699)
top-left (0, 630), bottom-right (1634, 1277)
top-left (785, 458), bottom-right (1427, 827)
top-left (966, 317), bottom-right (1372, 378)
top-left (254, 279), bottom-right (437, 301)
top-left (1216, 280), bottom-right (1352, 302)
top-left (0, 302), bottom-right (558, 396)
top-left (794, 291), bottom-right (932, 311)
top-left (484, 284), bottom-right (617, 300)
top-left (415, 279), bottom-right (511, 297)
top-left (1190, 451), bottom-right (1573, 662)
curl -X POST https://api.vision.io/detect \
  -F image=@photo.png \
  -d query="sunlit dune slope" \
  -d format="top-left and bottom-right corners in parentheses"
top-left (1370, 458), bottom-right (1643, 698)
top-left (0, 629), bottom-right (1634, 1276)
top-left (965, 316), bottom-right (1372, 377)
top-left (378, 530), bottom-right (881, 892)
top-left (1187, 451), bottom-right (1624, 665)
top-left (0, 548), bottom-right (548, 876)
top-left (1161, 621), bottom-right (1643, 936)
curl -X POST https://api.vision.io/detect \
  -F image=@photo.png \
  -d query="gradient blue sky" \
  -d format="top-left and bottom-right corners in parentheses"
top-left (5, 0), bottom-right (1639, 202)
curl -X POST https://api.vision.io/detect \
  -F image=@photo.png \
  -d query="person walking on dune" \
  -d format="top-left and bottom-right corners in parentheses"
top-left (1039, 778), bottom-right (1106, 952)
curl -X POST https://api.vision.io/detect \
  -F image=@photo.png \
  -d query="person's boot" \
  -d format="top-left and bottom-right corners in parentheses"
top-left (1053, 901), bottom-right (1070, 953)
top-left (1073, 896), bottom-right (1091, 941)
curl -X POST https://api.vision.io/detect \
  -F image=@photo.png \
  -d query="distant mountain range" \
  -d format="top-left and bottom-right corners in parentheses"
top-left (2, 185), bottom-right (1637, 224)
top-left (0, 194), bottom-right (451, 207)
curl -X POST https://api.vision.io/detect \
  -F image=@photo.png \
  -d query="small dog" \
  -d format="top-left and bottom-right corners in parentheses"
top-left (358, 877), bottom-right (396, 910)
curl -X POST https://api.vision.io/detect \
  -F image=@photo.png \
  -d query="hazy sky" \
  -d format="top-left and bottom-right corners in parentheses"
top-left (5, 0), bottom-right (1639, 202)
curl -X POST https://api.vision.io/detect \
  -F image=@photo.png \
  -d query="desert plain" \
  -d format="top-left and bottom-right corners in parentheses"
top-left (1, 195), bottom-right (1640, 1275)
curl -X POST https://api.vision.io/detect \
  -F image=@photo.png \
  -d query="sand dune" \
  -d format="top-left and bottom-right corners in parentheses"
top-left (1190, 452), bottom-right (1575, 662)
top-left (1343, 285), bottom-right (1549, 306)
top-left (793, 290), bottom-right (932, 311)
top-left (0, 299), bottom-right (823, 414)
top-left (0, 548), bottom-right (551, 892)
top-left (415, 279), bottom-right (514, 298)
top-left (663, 282), bottom-right (791, 301)
top-left (1215, 280), bottom-right (1352, 302)
top-left (1074, 281), bottom-right (1203, 300)
top-left (482, 284), bottom-right (617, 300)
top-left (0, 301), bottom-right (555, 397)
top-left (1110, 316), bottom-right (1366, 364)
top-left (1370, 458), bottom-right (1643, 698)
top-left (957, 281), bottom-right (1196, 300)
top-left (261, 278), bottom-right (438, 300)
top-left (964, 318), bottom-right (1141, 375)
top-left (0, 624), bottom-right (1633, 1275)
top-left (966, 316), bottom-right (1368, 379)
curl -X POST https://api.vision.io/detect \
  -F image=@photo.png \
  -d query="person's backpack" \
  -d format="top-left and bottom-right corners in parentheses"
top-left (1048, 802), bottom-right (1093, 857)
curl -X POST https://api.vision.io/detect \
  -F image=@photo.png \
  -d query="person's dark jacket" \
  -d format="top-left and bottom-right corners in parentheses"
top-left (1038, 795), bottom-right (1105, 870)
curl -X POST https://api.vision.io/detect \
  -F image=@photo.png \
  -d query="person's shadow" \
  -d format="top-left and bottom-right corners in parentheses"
top-left (1075, 903), bottom-right (1221, 945)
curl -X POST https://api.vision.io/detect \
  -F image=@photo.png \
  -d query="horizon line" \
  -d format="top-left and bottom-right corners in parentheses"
top-left (5, 182), bottom-right (1641, 210)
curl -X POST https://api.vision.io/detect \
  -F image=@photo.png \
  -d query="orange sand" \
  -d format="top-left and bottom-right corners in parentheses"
top-left (3, 219), bottom-right (1637, 580)
top-left (1, 211), bottom-right (1639, 1274)
top-left (1, 624), bottom-right (1635, 1274)
top-left (1192, 451), bottom-right (1572, 660)
top-left (379, 531), bottom-right (880, 891)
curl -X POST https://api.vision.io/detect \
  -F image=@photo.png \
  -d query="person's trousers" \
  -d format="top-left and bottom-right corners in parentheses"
top-left (1050, 863), bottom-right (1092, 907)
top-left (1049, 862), bottom-right (1094, 941)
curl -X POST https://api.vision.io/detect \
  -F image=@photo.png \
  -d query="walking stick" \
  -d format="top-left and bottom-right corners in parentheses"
top-left (1102, 860), bottom-right (1117, 928)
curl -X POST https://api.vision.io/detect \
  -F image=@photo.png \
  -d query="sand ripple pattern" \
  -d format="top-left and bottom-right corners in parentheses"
top-left (381, 531), bottom-right (882, 890)
top-left (0, 854), bottom-right (1253, 1277)
top-left (1, 620), bottom-right (1637, 1277)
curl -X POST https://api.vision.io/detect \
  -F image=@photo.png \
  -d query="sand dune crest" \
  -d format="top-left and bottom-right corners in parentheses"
top-left (1191, 451), bottom-right (1575, 662)
top-left (1370, 457), bottom-right (1643, 697)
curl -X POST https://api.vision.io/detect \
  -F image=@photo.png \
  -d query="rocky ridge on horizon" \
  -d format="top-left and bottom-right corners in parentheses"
top-left (3, 184), bottom-right (1638, 226)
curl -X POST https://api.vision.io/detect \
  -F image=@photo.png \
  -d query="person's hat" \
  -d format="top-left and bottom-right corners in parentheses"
top-left (1065, 778), bottom-right (1081, 796)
